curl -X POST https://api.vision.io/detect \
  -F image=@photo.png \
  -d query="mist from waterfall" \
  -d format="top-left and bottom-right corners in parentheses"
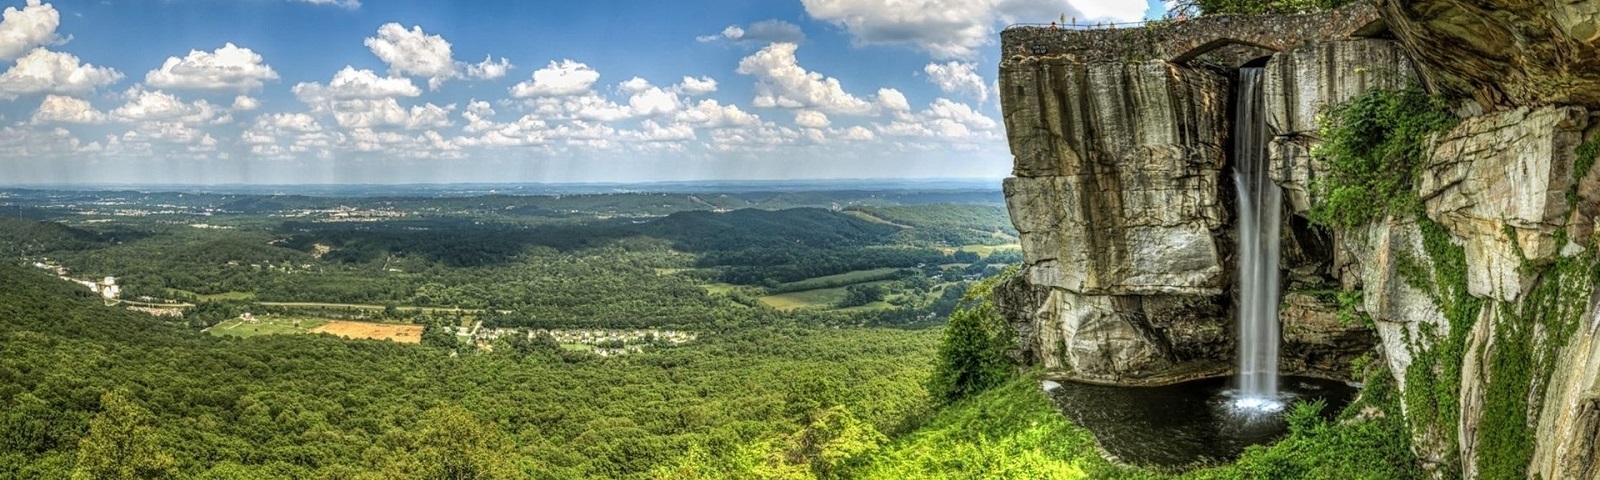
top-left (1232, 68), bottom-right (1282, 406)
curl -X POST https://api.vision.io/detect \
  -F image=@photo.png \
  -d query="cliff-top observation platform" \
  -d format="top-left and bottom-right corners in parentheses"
top-left (1000, 1), bottom-right (1384, 67)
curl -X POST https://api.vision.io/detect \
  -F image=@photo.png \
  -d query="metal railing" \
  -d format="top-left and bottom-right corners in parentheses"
top-left (998, 20), bottom-right (1152, 31)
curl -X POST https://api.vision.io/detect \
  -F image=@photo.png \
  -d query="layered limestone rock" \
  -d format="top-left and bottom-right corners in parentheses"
top-left (1380, 0), bottom-right (1600, 109)
top-left (1262, 39), bottom-right (1416, 214)
top-left (1420, 107), bottom-right (1592, 301)
top-left (1278, 291), bottom-right (1378, 379)
top-left (1001, 59), bottom-right (1227, 296)
top-left (998, 57), bottom-right (1233, 383)
top-left (1533, 293), bottom-right (1600, 480)
top-left (1329, 106), bottom-right (1600, 477)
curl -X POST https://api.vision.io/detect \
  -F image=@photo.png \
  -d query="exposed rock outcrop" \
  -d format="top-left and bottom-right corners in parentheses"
top-left (1263, 39), bottom-right (1416, 214)
top-left (1379, 0), bottom-right (1600, 109)
top-left (1420, 107), bottom-right (1592, 301)
top-left (999, 5), bottom-right (1600, 477)
top-left (997, 57), bottom-right (1233, 384)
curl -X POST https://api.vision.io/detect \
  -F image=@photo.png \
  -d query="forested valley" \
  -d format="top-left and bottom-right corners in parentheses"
top-left (0, 186), bottom-right (1029, 478)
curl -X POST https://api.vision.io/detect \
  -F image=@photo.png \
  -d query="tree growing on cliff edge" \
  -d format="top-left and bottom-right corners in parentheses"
top-left (928, 272), bottom-right (1017, 403)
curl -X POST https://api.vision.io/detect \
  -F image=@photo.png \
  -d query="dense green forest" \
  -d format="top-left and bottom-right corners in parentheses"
top-left (0, 264), bottom-right (939, 478)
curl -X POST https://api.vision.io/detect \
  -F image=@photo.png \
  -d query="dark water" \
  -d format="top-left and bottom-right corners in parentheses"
top-left (1043, 376), bottom-right (1358, 469)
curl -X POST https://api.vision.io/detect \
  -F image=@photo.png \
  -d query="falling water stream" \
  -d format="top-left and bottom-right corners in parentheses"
top-left (1232, 68), bottom-right (1283, 410)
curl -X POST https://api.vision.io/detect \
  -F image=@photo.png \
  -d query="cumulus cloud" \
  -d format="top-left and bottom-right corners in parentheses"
top-left (232, 95), bottom-right (260, 111)
top-left (878, 97), bottom-right (998, 139)
top-left (801, 0), bottom-right (1129, 59)
top-left (110, 89), bottom-right (231, 125)
top-left (364, 23), bottom-right (513, 89)
top-left (366, 23), bottom-right (456, 89)
top-left (697, 19), bottom-right (805, 44)
top-left (0, 0), bottom-right (62, 61)
top-left (292, 66), bottom-right (420, 102)
top-left (736, 42), bottom-right (871, 115)
top-left (0, 48), bottom-right (122, 99)
top-left (290, 0), bottom-right (359, 10)
top-left (674, 99), bottom-right (760, 128)
top-left (465, 55), bottom-right (512, 80)
top-left (794, 110), bottom-right (830, 128)
top-left (145, 43), bottom-right (279, 92)
top-left (674, 76), bottom-right (717, 96)
top-left (510, 60), bottom-right (600, 98)
top-left (923, 61), bottom-right (988, 101)
top-left (31, 94), bottom-right (103, 124)
top-left (875, 87), bottom-right (910, 113)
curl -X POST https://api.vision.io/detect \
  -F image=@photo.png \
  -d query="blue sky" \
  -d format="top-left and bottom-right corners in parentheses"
top-left (0, 0), bottom-right (1160, 184)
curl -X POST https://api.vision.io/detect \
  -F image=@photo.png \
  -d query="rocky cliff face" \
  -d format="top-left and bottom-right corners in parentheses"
top-left (995, 58), bottom-right (1234, 384)
top-left (995, 41), bottom-right (1383, 384)
top-left (998, 3), bottom-right (1600, 477)
top-left (1379, 0), bottom-right (1600, 110)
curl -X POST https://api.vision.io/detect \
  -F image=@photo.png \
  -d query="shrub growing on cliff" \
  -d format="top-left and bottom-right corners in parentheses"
top-left (1309, 86), bottom-right (1459, 229)
top-left (928, 271), bottom-right (1017, 404)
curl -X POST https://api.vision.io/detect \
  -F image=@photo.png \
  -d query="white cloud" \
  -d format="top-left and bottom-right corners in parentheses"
top-left (618, 76), bottom-right (651, 94)
top-left (674, 99), bottom-right (760, 128)
top-left (232, 95), bottom-right (260, 111)
top-left (624, 80), bottom-right (681, 117)
top-left (674, 76), bottom-right (717, 96)
top-left (697, 19), bottom-right (805, 44)
top-left (794, 110), bottom-right (830, 128)
top-left (366, 23), bottom-right (457, 90)
top-left (145, 43), bottom-right (279, 92)
top-left (465, 55), bottom-right (512, 80)
top-left (510, 60), bottom-right (600, 98)
top-left (363, 23), bottom-right (512, 89)
top-left (31, 94), bottom-right (103, 124)
top-left (801, 0), bottom-right (1130, 59)
top-left (736, 42), bottom-right (871, 115)
top-left (0, 0), bottom-right (62, 62)
top-left (0, 48), bottom-right (122, 99)
top-left (875, 87), bottom-right (909, 113)
top-left (923, 61), bottom-right (988, 101)
top-left (292, 66), bottom-right (420, 102)
top-left (110, 89), bottom-right (231, 125)
top-left (878, 97), bottom-right (998, 139)
top-left (0, 0), bottom-right (62, 61)
top-left (290, 0), bottom-right (359, 10)
top-left (1068, 0), bottom-right (1149, 23)
top-left (318, 98), bottom-right (455, 129)
top-left (842, 125), bottom-right (875, 140)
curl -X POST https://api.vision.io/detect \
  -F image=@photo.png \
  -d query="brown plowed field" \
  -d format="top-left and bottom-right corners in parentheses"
top-left (310, 321), bottom-right (423, 344)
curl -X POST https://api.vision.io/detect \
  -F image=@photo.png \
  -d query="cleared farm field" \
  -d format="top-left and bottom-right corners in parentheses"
top-left (311, 321), bottom-right (423, 344)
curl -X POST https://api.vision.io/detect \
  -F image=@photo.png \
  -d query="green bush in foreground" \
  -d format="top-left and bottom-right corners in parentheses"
top-left (927, 271), bottom-right (1018, 404)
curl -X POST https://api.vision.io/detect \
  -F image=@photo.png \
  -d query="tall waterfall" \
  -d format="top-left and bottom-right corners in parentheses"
top-left (1232, 68), bottom-right (1282, 406)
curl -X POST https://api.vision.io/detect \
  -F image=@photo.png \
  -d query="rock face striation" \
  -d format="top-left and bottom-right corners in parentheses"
top-left (998, 1), bottom-right (1600, 476)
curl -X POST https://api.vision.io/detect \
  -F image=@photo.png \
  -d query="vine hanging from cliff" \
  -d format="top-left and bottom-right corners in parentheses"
top-left (1308, 86), bottom-right (1459, 229)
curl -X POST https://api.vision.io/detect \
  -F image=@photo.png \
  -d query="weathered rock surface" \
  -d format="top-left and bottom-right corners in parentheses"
top-left (1421, 107), bottom-right (1592, 301)
top-left (1342, 217), bottom-right (1448, 391)
top-left (1279, 291), bottom-right (1378, 379)
top-left (1379, 0), bottom-right (1600, 109)
top-left (1263, 39), bottom-right (1416, 214)
top-left (993, 275), bottom-right (1231, 385)
top-left (1001, 60), bottom-right (1227, 296)
top-left (1533, 292), bottom-right (1600, 480)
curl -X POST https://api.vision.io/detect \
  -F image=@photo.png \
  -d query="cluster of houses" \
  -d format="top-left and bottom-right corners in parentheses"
top-left (467, 326), bottom-right (697, 356)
